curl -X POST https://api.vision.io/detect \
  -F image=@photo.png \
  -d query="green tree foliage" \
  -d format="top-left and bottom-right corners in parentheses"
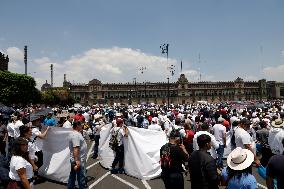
top-left (0, 71), bottom-right (41, 105)
top-left (41, 89), bottom-right (75, 106)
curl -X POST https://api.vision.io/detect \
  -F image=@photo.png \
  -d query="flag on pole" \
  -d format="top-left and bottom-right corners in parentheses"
top-left (181, 60), bottom-right (183, 73)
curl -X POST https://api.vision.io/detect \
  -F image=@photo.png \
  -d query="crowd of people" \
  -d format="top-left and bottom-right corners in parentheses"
top-left (0, 100), bottom-right (284, 189)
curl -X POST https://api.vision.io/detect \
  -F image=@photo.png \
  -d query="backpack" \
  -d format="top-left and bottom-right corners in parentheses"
top-left (231, 128), bottom-right (236, 149)
top-left (109, 128), bottom-right (119, 150)
top-left (160, 143), bottom-right (172, 170)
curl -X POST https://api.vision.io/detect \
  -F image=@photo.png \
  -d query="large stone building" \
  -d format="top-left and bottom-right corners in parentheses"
top-left (0, 52), bottom-right (9, 71)
top-left (52, 74), bottom-right (284, 105)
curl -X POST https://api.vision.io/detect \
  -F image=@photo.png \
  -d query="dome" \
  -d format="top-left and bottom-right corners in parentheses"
top-left (41, 80), bottom-right (51, 90)
top-left (88, 79), bottom-right (102, 85)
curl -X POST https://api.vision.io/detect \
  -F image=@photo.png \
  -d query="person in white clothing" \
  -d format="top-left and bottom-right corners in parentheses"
top-left (148, 117), bottom-right (162, 131)
top-left (213, 116), bottom-right (227, 168)
top-left (92, 114), bottom-right (104, 159)
top-left (193, 123), bottom-right (219, 159)
top-left (30, 114), bottom-right (50, 178)
top-left (63, 115), bottom-right (73, 129)
top-left (7, 116), bottom-right (17, 154)
top-left (14, 115), bottom-right (24, 138)
top-left (9, 137), bottom-right (33, 189)
top-left (7, 116), bottom-right (16, 139)
top-left (234, 118), bottom-right (260, 166)
top-left (268, 118), bottom-right (284, 155)
top-left (110, 118), bottom-right (128, 174)
top-left (83, 111), bottom-right (90, 123)
top-left (19, 126), bottom-right (38, 175)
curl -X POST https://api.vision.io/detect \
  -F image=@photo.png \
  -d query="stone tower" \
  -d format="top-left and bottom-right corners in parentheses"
top-left (0, 52), bottom-right (9, 71)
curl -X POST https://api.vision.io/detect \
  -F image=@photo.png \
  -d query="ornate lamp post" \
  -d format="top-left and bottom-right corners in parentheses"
top-left (160, 43), bottom-right (175, 108)
top-left (139, 67), bottom-right (147, 103)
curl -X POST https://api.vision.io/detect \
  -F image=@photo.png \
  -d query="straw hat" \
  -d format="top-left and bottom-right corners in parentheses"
top-left (227, 147), bottom-right (254, 171)
top-left (94, 114), bottom-right (102, 119)
top-left (271, 118), bottom-right (284, 128)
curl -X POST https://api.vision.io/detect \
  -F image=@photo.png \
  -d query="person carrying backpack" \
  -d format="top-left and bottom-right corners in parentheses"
top-left (160, 129), bottom-right (189, 189)
top-left (110, 118), bottom-right (128, 174)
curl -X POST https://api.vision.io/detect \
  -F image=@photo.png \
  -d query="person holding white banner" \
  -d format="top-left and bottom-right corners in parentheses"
top-left (110, 118), bottom-right (128, 174)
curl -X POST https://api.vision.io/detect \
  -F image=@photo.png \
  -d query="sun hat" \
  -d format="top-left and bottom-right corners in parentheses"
top-left (227, 147), bottom-right (254, 171)
top-left (218, 116), bottom-right (225, 123)
top-left (271, 118), bottom-right (284, 128)
top-left (94, 114), bottom-right (102, 119)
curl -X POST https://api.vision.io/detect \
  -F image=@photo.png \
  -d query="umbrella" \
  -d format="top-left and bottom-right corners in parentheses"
top-left (31, 108), bottom-right (52, 117)
top-left (0, 103), bottom-right (14, 115)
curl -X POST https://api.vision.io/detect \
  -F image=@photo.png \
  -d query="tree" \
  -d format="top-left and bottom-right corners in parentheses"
top-left (41, 88), bottom-right (75, 106)
top-left (0, 71), bottom-right (41, 105)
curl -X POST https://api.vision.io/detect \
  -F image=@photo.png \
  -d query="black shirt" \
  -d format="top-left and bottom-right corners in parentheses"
top-left (160, 143), bottom-right (188, 173)
top-left (256, 128), bottom-right (269, 146)
top-left (0, 124), bottom-right (7, 138)
top-left (189, 150), bottom-right (219, 189)
top-left (266, 154), bottom-right (284, 189)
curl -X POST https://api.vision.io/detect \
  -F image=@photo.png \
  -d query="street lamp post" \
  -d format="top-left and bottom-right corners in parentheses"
top-left (160, 43), bottom-right (170, 108)
top-left (144, 81), bottom-right (147, 103)
top-left (139, 67), bottom-right (146, 104)
top-left (133, 78), bottom-right (137, 103)
top-left (167, 77), bottom-right (170, 108)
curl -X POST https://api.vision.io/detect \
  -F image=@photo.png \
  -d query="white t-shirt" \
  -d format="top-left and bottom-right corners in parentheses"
top-left (230, 116), bottom-right (239, 127)
top-left (63, 120), bottom-right (72, 129)
top-left (7, 122), bottom-right (15, 137)
top-left (94, 122), bottom-right (105, 136)
top-left (28, 141), bottom-right (36, 160)
top-left (148, 124), bottom-right (162, 131)
top-left (268, 128), bottom-right (284, 155)
top-left (193, 131), bottom-right (219, 159)
top-left (14, 120), bottom-right (23, 138)
top-left (213, 124), bottom-right (226, 145)
top-left (83, 112), bottom-right (90, 123)
top-left (9, 156), bottom-right (34, 181)
top-left (31, 127), bottom-right (43, 152)
top-left (235, 127), bottom-right (252, 149)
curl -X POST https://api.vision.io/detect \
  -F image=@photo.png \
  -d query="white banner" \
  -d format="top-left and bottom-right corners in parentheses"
top-left (123, 127), bottom-right (167, 180)
top-left (38, 125), bottom-right (167, 183)
top-left (39, 127), bottom-right (72, 183)
top-left (99, 125), bottom-right (167, 180)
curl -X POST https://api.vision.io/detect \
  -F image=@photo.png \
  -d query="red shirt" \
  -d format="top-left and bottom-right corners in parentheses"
top-left (184, 130), bottom-right (194, 144)
top-left (74, 114), bottom-right (85, 122)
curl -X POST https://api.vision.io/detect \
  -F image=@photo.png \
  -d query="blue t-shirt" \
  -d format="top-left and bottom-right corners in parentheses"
top-left (43, 117), bottom-right (56, 126)
top-left (221, 167), bottom-right (257, 189)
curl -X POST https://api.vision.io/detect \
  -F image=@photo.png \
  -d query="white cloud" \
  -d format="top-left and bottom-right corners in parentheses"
top-left (182, 69), bottom-right (215, 82)
top-left (8, 46), bottom-right (284, 90)
top-left (263, 65), bottom-right (284, 81)
top-left (3, 47), bottom-right (24, 72)
top-left (3, 47), bottom-right (180, 89)
top-left (6, 47), bottom-right (24, 61)
top-left (243, 75), bottom-right (259, 81)
top-left (62, 47), bottom-right (177, 85)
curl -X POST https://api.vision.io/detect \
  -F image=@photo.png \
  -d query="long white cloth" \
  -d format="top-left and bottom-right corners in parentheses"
top-left (99, 125), bottom-right (167, 180)
top-left (39, 127), bottom-right (72, 183)
top-left (38, 125), bottom-right (167, 183)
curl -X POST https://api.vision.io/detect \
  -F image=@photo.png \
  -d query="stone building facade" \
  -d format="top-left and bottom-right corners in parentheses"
top-left (61, 74), bottom-right (275, 105)
top-left (0, 52), bottom-right (9, 71)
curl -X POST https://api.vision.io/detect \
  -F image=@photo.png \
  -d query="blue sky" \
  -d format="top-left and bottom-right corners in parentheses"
top-left (1, 0), bottom-right (284, 88)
